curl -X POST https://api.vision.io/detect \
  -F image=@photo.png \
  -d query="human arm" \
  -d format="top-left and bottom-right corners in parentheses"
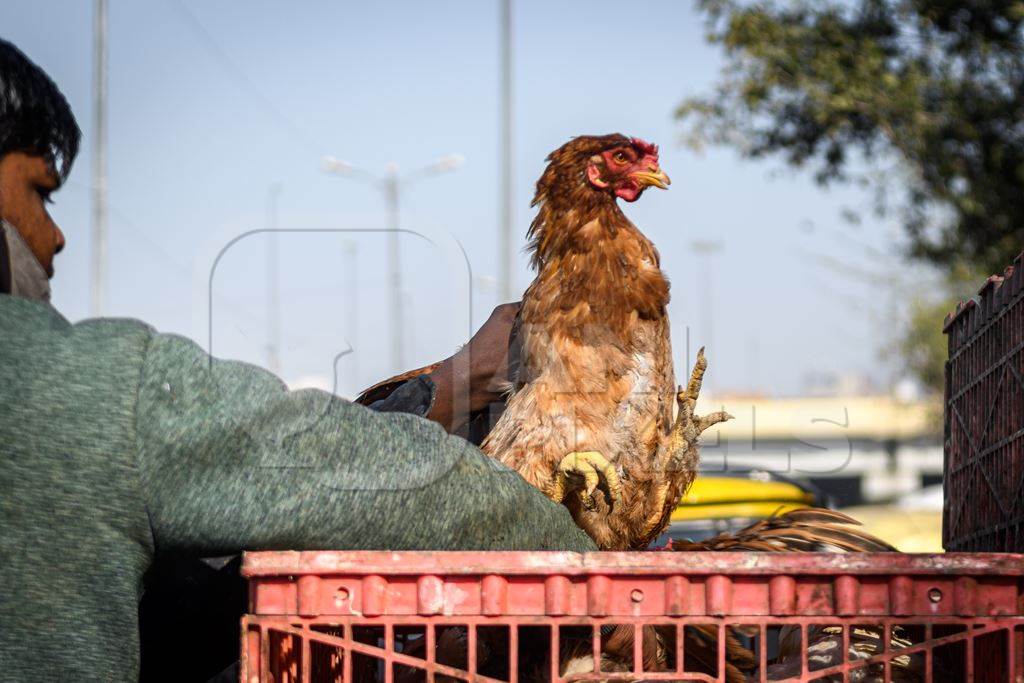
top-left (134, 331), bottom-right (593, 556)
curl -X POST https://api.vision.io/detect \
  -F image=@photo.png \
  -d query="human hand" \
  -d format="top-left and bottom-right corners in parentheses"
top-left (426, 302), bottom-right (521, 432)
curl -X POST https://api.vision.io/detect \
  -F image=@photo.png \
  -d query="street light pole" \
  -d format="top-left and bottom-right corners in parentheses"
top-left (383, 165), bottom-right (402, 370)
top-left (91, 0), bottom-right (108, 316)
top-left (322, 154), bottom-right (463, 372)
top-left (499, 0), bottom-right (515, 303)
top-left (266, 183), bottom-right (282, 375)
top-left (343, 241), bottom-right (359, 385)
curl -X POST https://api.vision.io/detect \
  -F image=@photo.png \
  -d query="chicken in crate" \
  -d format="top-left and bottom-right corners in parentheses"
top-left (240, 549), bottom-right (1024, 683)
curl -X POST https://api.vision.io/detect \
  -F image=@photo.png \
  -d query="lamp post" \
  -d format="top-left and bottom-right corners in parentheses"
top-left (343, 240), bottom-right (359, 390)
top-left (322, 154), bottom-right (464, 371)
top-left (499, 0), bottom-right (515, 303)
top-left (266, 183), bottom-right (282, 375)
top-left (91, 0), bottom-right (108, 316)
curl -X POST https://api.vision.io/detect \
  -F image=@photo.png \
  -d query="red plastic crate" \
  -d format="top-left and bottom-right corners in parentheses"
top-left (944, 254), bottom-right (1024, 552)
top-left (240, 550), bottom-right (1024, 682)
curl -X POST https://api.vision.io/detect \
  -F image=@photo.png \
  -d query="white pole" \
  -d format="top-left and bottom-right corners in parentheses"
top-left (385, 167), bottom-right (403, 370)
top-left (344, 240), bottom-right (359, 387)
top-left (266, 183), bottom-right (282, 375)
top-left (91, 0), bottom-right (108, 317)
top-left (499, 0), bottom-right (515, 303)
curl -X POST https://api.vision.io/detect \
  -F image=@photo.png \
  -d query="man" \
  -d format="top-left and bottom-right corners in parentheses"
top-left (0, 39), bottom-right (594, 682)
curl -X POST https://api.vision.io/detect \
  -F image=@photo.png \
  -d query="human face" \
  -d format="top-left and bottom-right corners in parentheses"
top-left (0, 151), bottom-right (64, 277)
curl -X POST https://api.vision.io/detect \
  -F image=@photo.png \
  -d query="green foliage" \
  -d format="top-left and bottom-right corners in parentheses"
top-left (900, 296), bottom-right (955, 394)
top-left (680, 0), bottom-right (1024, 274)
top-left (895, 263), bottom-right (983, 395)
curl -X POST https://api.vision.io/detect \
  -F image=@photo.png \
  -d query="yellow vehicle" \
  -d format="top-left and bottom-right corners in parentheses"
top-left (656, 470), bottom-right (820, 545)
top-left (659, 471), bottom-right (942, 551)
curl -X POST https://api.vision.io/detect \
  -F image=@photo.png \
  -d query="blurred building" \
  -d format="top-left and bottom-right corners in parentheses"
top-left (696, 393), bottom-right (942, 508)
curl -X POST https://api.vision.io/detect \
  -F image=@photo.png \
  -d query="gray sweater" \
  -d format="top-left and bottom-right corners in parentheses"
top-left (0, 296), bottom-right (594, 681)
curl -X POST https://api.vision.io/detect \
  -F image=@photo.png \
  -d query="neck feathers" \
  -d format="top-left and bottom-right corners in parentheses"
top-left (526, 169), bottom-right (624, 270)
top-left (523, 176), bottom-right (670, 328)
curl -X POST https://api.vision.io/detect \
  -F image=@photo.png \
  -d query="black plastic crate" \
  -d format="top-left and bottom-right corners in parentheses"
top-left (943, 254), bottom-right (1024, 552)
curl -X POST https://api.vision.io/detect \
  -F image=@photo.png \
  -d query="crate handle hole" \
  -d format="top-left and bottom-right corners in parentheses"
top-left (928, 588), bottom-right (943, 603)
top-left (335, 587), bottom-right (350, 606)
top-left (630, 589), bottom-right (644, 603)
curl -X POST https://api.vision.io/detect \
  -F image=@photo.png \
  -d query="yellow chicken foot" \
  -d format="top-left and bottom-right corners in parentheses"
top-left (548, 451), bottom-right (623, 510)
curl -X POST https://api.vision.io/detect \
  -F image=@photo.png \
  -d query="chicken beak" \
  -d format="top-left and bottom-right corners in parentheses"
top-left (630, 167), bottom-right (671, 190)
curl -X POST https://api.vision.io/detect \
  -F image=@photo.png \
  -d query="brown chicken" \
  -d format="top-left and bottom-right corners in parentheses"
top-left (359, 134), bottom-right (730, 551)
top-left (482, 134), bottom-right (729, 550)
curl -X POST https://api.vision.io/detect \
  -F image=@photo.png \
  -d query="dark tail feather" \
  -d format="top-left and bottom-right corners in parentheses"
top-left (670, 507), bottom-right (897, 553)
top-left (354, 362), bottom-right (443, 406)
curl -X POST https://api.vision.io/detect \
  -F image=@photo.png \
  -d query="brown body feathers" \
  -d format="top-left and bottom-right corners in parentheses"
top-left (481, 135), bottom-right (688, 550)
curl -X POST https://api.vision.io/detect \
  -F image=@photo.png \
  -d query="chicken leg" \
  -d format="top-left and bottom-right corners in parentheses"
top-left (640, 348), bottom-right (733, 542)
top-left (669, 348), bottom-right (733, 467)
top-left (548, 450), bottom-right (623, 510)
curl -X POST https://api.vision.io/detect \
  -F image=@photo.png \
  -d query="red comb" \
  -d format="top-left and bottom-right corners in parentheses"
top-left (630, 137), bottom-right (659, 157)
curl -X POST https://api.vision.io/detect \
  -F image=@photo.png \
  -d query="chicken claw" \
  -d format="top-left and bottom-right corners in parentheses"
top-left (672, 348), bottom-right (734, 460)
top-left (638, 349), bottom-right (734, 546)
top-left (548, 451), bottom-right (623, 511)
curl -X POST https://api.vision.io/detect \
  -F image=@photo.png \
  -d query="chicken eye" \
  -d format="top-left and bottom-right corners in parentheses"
top-left (612, 151), bottom-right (629, 164)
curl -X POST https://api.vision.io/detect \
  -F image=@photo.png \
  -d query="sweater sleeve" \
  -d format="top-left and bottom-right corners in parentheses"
top-left (134, 332), bottom-right (595, 555)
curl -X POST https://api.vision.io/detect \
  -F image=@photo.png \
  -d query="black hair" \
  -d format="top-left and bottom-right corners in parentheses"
top-left (0, 39), bottom-right (80, 183)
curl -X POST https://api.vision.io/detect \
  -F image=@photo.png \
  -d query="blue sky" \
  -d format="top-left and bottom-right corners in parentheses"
top-left (4, 0), bottom-right (912, 397)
